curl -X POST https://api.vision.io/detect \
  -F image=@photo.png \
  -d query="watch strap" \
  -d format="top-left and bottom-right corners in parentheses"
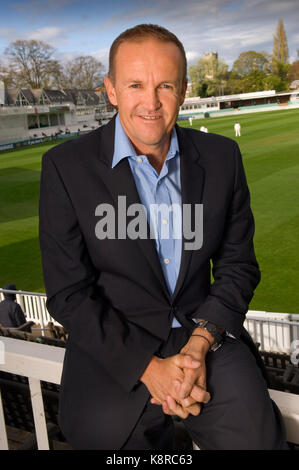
top-left (195, 320), bottom-right (224, 351)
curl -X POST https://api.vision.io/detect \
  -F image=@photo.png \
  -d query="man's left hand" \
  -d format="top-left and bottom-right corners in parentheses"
top-left (151, 331), bottom-right (212, 417)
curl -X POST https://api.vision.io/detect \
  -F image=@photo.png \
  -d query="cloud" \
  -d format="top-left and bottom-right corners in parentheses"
top-left (27, 26), bottom-right (67, 45)
top-left (186, 50), bottom-right (201, 64)
top-left (1, 0), bottom-right (298, 71)
top-left (97, 5), bottom-right (161, 33)
top-left (0, 28), bottom-right (15, 39)
top-left (90, 47), bottom-right (110, 71)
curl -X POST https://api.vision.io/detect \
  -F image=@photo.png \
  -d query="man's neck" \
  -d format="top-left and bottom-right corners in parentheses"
top-left (131, 138), bottom-right (171, 175)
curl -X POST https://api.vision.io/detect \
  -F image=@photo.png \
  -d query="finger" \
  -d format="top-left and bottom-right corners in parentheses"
top-left (196, 369), bottom-right (207, 391)
top-left (190, 384), bottom-right (211, 404)
top-left (178, 368), bottom-right (198, 399)
top-left (166, 395), bottom-right (189, 419)
top-left (173, 354), bottom-right (201, 370)
top-left (150, 397), bottom-right (162, 405)
top-left (173, 379), bottom-right (182, 397)
top-left (166, 396), bottom-right (201, 417)
top-left (162, 399), bottom-right (174, 415)
top-left (180, 395), bottom-right (197, 408)
top-left (174, 379), bottom-right (197, 405)
top-left (185, 402), bottom-right (202, 417)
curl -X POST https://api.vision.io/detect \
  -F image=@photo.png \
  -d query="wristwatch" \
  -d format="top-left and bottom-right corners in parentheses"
top-left (195, 320), bottom-right (224, 352)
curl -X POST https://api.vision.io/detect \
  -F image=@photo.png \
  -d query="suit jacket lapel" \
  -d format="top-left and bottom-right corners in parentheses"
top-left (172, 125), bottom-right (205, 300)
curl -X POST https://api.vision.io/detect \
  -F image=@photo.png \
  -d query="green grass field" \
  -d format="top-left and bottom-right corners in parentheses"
top-left (0, 109), bottom-right (298, 313)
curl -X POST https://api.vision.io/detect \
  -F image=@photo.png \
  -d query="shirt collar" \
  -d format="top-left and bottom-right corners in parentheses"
top-left (112, 113), bottom-right (179, 169)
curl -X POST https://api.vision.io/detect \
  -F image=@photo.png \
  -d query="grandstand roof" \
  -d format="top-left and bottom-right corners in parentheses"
top-left (5, 88), bottom-right (24, 106)
top-left (2, 87), bottom-right (103, 107)
top-left (43, 89), bottom-right (70, 104)
top-left (63, 89), bottom-right (101, 105)
top-left (21, 89), bottom-right (36, 104)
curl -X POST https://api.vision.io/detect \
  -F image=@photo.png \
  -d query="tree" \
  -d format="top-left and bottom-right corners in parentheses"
top-left (270, 19), bottom-right (290, 86)
top-left (0, 62), bottom-right (15, 88)
top-left (272, 19), bottom-right (289, 64)
top-left (263, 75), bottom-right (288, 92)
top-left (231, 51), bottom-right (271, 77)
top-left (4, 39), bottom-right (62, 88)
top-left (230, 70), bottom-right (267, 94)
top-left (288, 60), bottom-right (299, 82)
top-left (226, 51), bottom-right (270, 94)
top-left (188, 54), bottom-right (228, 97)
top-left (62, 56), bottom-right (104, 89)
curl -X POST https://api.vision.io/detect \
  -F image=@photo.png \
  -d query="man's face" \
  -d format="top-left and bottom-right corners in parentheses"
top-left (105, 39), bottom-right (187, 154)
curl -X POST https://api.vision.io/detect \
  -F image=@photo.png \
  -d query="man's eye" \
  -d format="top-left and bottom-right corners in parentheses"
top-left (161, 84), bottom-right (172, 89)
top-left (130, 84), bottom-right (140, 88)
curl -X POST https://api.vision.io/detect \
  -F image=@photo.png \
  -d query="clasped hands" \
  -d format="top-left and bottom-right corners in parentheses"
top-left (140, 334), bottom-right (211, 419)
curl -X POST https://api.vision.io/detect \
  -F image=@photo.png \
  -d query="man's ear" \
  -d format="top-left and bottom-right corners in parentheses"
top-left (104, 76), bottom-right (118, 106)
top-left (179, 78), bottom-right (188, 106)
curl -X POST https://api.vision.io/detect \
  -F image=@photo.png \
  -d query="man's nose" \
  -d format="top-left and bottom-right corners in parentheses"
top-left (143, 87), bottom-right (161, 111)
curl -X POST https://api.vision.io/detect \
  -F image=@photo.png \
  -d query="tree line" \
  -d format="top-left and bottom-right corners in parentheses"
top-left (189, 19), bottom-right (298, 97)
top-left (0, 19), bottom-right (298, 94)
top-left (0, 40), bottom-right (104, 90)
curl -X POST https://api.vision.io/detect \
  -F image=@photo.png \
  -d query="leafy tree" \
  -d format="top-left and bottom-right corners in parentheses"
top-left (271, 60), bottom-right (290, 83)
top-left (188, 54), bottom-right (228, 97)
top-left (263, 75), bottom-right (288, 92)
top-left (270, 19), bottom-right (290, 86)
top-left (288, 61), bottom-right (299, 82)
top-left (236, 70), bottom-right (267, 93)
top-left (231, 51), bottom-right (271, 77)
top-left (272, 19), bottom-right (289, 64)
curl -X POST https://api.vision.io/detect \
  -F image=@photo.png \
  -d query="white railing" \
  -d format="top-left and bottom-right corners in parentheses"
top-left (0, 336), bottom-right (298, 449)
top-left (1, 289), bottom-right (298, 352)
top-left (0, 289), bottom-right (56, 331)
top-left (245, 311), bottom-right (299, 353)
top-left (0, 336), bottom-right (64, 450)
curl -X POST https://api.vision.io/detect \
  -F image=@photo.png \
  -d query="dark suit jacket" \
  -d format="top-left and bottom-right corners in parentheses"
top-left (39, 115), bottom-right (261, 449)
top-left (0, 299), bottom-right (26, 328)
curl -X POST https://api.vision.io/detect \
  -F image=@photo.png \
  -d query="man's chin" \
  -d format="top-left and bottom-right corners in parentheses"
top-left (129, 131), bottom-right (168, 149)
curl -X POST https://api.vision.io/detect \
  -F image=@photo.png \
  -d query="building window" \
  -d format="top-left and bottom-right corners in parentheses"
top-left (59, 113), bottom-right (65, 125)
top-left (49, 114), bottom-right (59, 126)
top-left (28, 115), bottom-right (38, 129)
top-left (39, 114), bottom-right (49, 128)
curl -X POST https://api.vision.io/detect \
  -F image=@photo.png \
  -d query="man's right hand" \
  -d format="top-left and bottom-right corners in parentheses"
top-left (140, 354), bottom-right (210, 419)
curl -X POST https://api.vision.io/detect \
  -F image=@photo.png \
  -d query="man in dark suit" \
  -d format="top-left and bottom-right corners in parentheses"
top-left (0, 284), bottom-right (26, 328)
top-left (39, 24), bottom-right (287, 450)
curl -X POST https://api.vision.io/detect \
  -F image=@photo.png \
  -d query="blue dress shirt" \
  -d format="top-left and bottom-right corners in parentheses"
top-left (112, 114), bottom-right (182, 327)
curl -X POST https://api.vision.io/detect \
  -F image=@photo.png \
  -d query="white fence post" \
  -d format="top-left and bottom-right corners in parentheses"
top-left (0, 388), bottom-right (9, 450)
top-left (0, 337), bottom-right (64, 450)
top-left (28, 377), bottom-right (50, 450)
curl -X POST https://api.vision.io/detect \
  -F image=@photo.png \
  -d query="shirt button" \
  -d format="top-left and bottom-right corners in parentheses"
top-left (158, 180), bottom-right (162, 185)
top-left (137, 157), bottom-right (142, 163)
top-left (163, 258), bottom-right (170, 264)
top-left (162, 219), bottom-right (168, 225)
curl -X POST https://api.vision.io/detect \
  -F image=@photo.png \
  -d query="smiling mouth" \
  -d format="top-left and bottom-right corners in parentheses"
top-left (139, 115), bottom-right (162, 120)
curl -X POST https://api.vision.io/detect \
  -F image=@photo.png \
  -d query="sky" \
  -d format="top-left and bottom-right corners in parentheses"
top-left (0, 0), bottom-right (298, 73)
